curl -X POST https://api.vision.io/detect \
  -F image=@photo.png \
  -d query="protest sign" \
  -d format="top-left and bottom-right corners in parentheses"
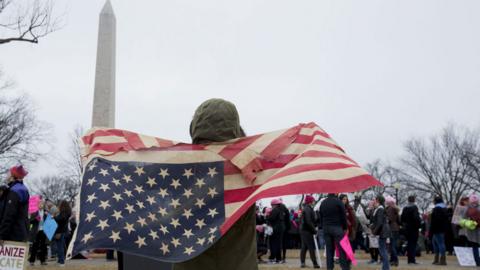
top-left (43, 214), bottom-right (58, 241)
top-left (454, 246), bottom-right (479, 267)
top-left (0, 241), bottom-right (28, 270)
top-left (340, 234), bottom-right (357, 266)
top-left (28, 195), bottom-right (41, 214)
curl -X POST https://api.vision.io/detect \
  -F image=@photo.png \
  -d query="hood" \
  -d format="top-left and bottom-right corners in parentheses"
top-left (190, 98), bottom-right (245, 144)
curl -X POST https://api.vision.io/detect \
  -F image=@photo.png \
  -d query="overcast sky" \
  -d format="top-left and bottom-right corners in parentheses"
top-left (1, 0), bottom-right (479, 182)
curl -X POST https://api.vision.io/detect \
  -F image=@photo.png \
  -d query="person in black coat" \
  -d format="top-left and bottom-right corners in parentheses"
top-left (267, 199), bottom-right (286, 264)
top-left (300, 195), bottom-right (319, 268)
top-left (319, 193), bottom-right (349, 270)
top-left (371, 195), bottom-right (391, 270)
top-left (53, 200), bottom-right (72, 266)
top-left (429, 196), bottom-right (448, 265)
top-left (279, 202), bottom-right (291, 263)
top-left (0, 165), bottom-right (30, 243)
top-left (29, 199), bottom-right (48, 266)
top-left (401, 195), bottom-right (421, 264)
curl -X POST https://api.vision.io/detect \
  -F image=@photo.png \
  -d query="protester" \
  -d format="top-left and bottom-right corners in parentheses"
top-left (29, 198), bottom-right (48, 266)
top-left (267, 198), bottom-right (286, 264)
top-left (385, 196), bottom-right (400, 266)
top-left (461, 194), bottom-right (480, 266)
top-left (366, 200), bottom-right (379, 264)
top-left (444, 206), bottom-right (455, 255)
top-left (0, 165), bottom-right (30, 243)
top-left (256, 207), bottom-right (268, 263)
top-left (279, 199), bottom-right (291, 263)
top-left (339, 194), bottom-right (357, 244)
top-left (300, 195), bottom-right (319, 268)
top-left (429, 196), bottom-right (448, 265)
top-left (319, 193), bottom-right (350, 270)
top-left (401, 195), bottom-right (421, 265)
top-left (371, 195), bottom-right (391, 270)
top-left (54, 200), bottom-right (72, 266)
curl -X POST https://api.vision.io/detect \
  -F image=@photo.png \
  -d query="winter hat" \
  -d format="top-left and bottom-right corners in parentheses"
top-left (265, 207), bottom-right (272, 216)
top-left (304, 195), bottom-right (315, 205)
top-left (10, 165), bottom-right (28, 180)
top-left (271, 198), bottom-right (282, 206)
top-left (469, 194), bottom-right (479, 206)
top-left (385, 196), bottom-right (396, 206)
top-left (256, 225), bottom-right (264, 233)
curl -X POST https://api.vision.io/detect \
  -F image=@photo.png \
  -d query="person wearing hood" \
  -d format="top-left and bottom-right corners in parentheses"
top-left (385, 196), bottom-right (400, 266)
top-left (0, 165), bottom-right (30, 243)
top-left (173, 99), bottom-right (257, 270)
top-left (463, 194), bottom-right (480, 266)
top-left (267, 198), bottom-right (286, 264)
top-left (429, 196), bottom-right (448, 265)
top-left (300, 195), bottom-right (319, 268)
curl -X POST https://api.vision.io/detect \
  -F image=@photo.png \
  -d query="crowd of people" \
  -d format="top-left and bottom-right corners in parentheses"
top-left (256, 193), bottom-right (480, 269)
top-left (0, 165), bottom-right (76, 267)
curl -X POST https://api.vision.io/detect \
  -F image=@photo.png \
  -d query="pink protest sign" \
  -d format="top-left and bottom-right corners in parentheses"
top-left (340, 234), bottom-right (357, 266)
top-left (28, 195), bottom-right (41, 214)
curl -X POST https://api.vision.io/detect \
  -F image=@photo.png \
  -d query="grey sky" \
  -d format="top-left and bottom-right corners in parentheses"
top-left (1, 0), bottom-right (479, 180)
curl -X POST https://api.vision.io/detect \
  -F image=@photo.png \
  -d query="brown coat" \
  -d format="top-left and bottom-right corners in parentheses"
top-left (386, 205), bottom-right (400, 232)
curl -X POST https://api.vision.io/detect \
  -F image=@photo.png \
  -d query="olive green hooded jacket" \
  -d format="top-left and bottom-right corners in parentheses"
top-left (173, 99), bottom-right (257, 270)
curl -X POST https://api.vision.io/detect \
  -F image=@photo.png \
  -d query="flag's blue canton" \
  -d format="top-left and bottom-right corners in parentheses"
top-left (72, 157), bottom-right (225, 262)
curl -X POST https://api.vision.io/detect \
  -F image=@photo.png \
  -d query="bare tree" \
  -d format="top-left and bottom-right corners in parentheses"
top-left (0, 70), bottom-right (50, 176)
top-left (30, 175), bottom-right (78, 205)
top-left (0, 0), bottom-right (62, 45)
top-left (399, 124), bottom-right (474, 206)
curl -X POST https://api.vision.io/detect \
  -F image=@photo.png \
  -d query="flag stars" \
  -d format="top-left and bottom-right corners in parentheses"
top-left (195, 219), bottom-right (206, 230)
top-left (207, 187), bottom-right (218, 198)
top-left (207, 167), bottom-right (218, 178)
top-left (87, 177), bottom-right (97, 186)
top-left (99, 183), bottom-right (110, 192)
top-left (160, 242), bottom-right (170, 255)
top-left (112, 193), bottom-right (123, 202)
top-left (182, 208), bottom-right (193, 220)
top-left (147, 212), bottom-right (157, 222)
top-left (111, 164), bottom-right (120, 172)
top-left (111, 210), bottom-right (122, 221)
top-left (171, 237), bottom-right (181, 248)
top-left (159, 225), bottom-right (169, 235)
top-left (88, 162), bottom-right (97, 171)
top-left (85, 211), bottom-right (96, 222)
top-left (137, 217), bottom-right (147, 227)
top-left (169, 198), bottom-right (181, 209)
top-left (124, 222), bottom-right (135, 234)
top-left (170, 218), bottom-right (180, 229)
top-left (159, 168), bottom-right (169, 179)
top-left (136, 200), bottom-right (146, 210)
top-left (182, 188), bottom-right (193, 199)
top-left (146, 177), bottom-right (157, 187)
top-left (99, 168), bottom-right (109, 176)
top-left (99, 200), bottom-right (111, 210)
top-left (146, 196), bottom-right (156, 205)
top-left (134, 185), bottom-right (144, 194)
top-left (134, 166), bottom-right (145, 176)
top-left (135, 236), bottom-right (147, 248)
top-left (86, 193), bottom-right (97, 203)
top-left (81, 232), bottom-right (93, 244)
top-left (112, 178), bottom-right (121, 186)
top-left (184, 246), bottom-right (195, 256)
top-left (125, 204), bottom-right (135, 214)
top-left (158, 207), bottom-right (168, 217)
top-left (183, 168), bottom-right (193, 179)
top-left (170, 179), bottom-right (181, 189)
top-left (196, 237), bottom-right (206, 246)
top-left (195, 198), bottom-right (206, 209)
top-left (109, 231), bottom-right (121, 243)
top-left (122, 174), bottom-right (132, 183)
top-left (158, 188), bottom-right (169, 198)
top-left (195, 178), bottom-right (206, 188)
top-left (183, 229), bottom-right (194, 239)
top-left (97, 219), bottom-right (109, 231)
top-left (209, 227), bottom-right (218, 235)
top-left (149, 229), bottom-right (159, 240)
top-left (207, 208), bottom-right (219, 218)
top-left (208, 235), bottom-right (216, 244)
top-left (123, 189), bottom-right (133, 198)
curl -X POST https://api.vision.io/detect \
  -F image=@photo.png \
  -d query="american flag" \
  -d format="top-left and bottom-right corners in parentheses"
top-left (68, 122), bottom-right (381, 262)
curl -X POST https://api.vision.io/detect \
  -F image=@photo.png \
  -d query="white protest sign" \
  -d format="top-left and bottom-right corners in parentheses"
top-left (0, 241), bottom-right (28, 270)
top-left (454, 246), bottom-right (479, 267)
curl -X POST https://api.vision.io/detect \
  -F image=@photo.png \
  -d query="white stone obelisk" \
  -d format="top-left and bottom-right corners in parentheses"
top-left (92, 0), bottom-right (116, 128)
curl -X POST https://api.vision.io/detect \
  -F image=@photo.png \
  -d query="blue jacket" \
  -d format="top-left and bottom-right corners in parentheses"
top-left (0, 181), bottom-right (30, 242)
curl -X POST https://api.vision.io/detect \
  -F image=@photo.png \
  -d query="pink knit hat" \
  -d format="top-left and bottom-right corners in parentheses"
top-left (304, 195), bottom-right (315, 204)
top-left (271, 198), bottom-right (282, 205)
top-left (385, 196), bottom-right (396, 206)
top-left (265, 207), bottom-right (272, 216)
top-left (469, 194), bottom-right (479, 205)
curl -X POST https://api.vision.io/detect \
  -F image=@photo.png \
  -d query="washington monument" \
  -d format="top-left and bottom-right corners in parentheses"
top-left (92, 0), bottom-right (116, 128)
